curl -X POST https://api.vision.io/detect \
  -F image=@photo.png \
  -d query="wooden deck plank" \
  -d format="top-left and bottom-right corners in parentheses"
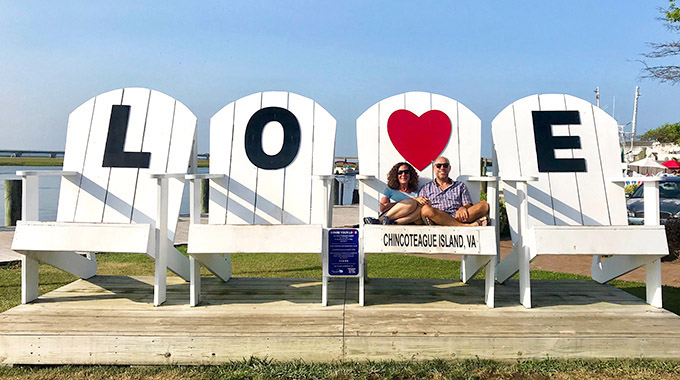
top-left (1, 276), bottom-right (679, 364)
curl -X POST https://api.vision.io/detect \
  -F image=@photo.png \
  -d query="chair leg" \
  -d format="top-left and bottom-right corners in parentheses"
top-left (190, 256), bottom-right (201, 307)
top-left (359, 246), bottom-right (365, 306)
top-left (322, 275), bottom-right (328, 306)
top-left (154, 241), bottom-right (167, 307)
top-left (321, 246), bottom-right (328, 306)
top-left (21, 255), bottom-right (39, 304)
top-left (519, 245), bottom-right (531, 308)
top-left (485, 258), bottom-right (495, 308)
top-left (646, 258), bottom-right (663, 308)
top-left (359, 275), bottom-right (365, 306)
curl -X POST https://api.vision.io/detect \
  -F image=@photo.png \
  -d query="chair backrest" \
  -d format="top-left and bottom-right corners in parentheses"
top-left (356, 91), bottom-right (482, 218)
top-left (491, 94), bottom-right (627, 240)
top-left (56, 88), bottom-right (197, 239)
top-left (208, 91), bottom-right (336, 226)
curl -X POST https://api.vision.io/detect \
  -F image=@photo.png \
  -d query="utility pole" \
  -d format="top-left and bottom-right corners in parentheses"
top-left (630, 86), bottom-right (641, 157)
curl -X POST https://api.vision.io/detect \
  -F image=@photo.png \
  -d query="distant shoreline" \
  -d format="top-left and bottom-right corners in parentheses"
top-left (0, 157), bottom-right (209, 167)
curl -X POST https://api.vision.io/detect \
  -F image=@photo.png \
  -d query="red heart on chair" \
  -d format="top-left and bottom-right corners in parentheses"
top-left (387, 109), bottom-right (451, 171)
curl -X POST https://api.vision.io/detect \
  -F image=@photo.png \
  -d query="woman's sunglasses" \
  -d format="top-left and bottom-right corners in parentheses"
top-left (397, 170), bottom-right (410, 175)
top-left (435, 163), bottom-right (450, 169)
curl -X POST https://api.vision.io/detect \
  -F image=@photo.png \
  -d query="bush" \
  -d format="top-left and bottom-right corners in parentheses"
top-left (498, 197), bottom-right (510, 237)
top-left (664, 218), bottom-right (680, 261)
top-left (625, 183), bottom-right (640, 195)
top-left (480, 191), bottom-right (510, 238)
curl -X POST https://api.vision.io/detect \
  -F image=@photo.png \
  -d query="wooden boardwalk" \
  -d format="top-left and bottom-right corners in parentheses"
top-left (1, 276), bottom-right (679, 364)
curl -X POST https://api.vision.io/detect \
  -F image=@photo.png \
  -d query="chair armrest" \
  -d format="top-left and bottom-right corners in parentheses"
top-left (469, 176), bottom-right (499, 182)
top-left (356, 175), bottom-right (376, 181)
top-left (16, 170), bottom-right (77, 177)
top-left (611, 177), bottom-right (662, 225)
top-left (610, 177), bottom-right (662, 183)
top-left (149, 173), bottom-right (189, 180)
top-left (17, 171), bottom-right (77, 222)
top-left (501, 176), bottom-right (539, 183)
top-left (186, 173), bottom-right (224, 180)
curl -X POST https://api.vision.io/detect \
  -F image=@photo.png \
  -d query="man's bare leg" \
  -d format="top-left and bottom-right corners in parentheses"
top-left (458, 201), bottom-right (489, 223)
top-left (421, 204), bottom-right (480, 226)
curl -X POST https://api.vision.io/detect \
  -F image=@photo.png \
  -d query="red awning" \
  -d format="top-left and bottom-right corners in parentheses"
top-left (662, 160), bottom-right (680, 169)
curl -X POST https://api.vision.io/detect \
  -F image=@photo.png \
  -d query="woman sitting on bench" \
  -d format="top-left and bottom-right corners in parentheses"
top-left (366, 162), bottom-right (427, 225)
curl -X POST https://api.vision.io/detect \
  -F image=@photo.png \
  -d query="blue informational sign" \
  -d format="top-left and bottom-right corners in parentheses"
top-left (328, 229), bottom-right (359, 276)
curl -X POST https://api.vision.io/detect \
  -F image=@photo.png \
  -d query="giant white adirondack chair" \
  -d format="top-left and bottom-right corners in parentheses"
top-left (492, 94), bottom-right (668, 308)
top-left (12, 88), bottom-right (194, 306)
top-left (186, 91), bottom-right (336, 307)
top-left (356, 91), bottom-right (498, 307)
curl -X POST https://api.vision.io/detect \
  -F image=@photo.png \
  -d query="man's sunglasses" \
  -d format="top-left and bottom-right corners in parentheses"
top-left (435, 163), bottom-right (450, 169)
top-left (397, 170), bottom-right (410, 175)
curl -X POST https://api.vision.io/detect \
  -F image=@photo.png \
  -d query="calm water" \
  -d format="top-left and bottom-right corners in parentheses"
top-left (0, 166), bottom-right (208, 223)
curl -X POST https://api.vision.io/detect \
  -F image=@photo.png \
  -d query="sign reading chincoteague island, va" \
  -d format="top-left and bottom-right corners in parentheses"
top-left (363, 226), bottom-right (482, 254)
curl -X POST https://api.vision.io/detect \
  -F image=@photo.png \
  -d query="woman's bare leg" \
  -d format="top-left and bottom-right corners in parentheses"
top-left (394, 206), bottom-right (423, 224)
top-left (384, 198), bottom-right (418, 220)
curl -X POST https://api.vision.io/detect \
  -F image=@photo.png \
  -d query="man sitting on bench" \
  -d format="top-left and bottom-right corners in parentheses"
top-left (419, 156), bottom-right (489, 226)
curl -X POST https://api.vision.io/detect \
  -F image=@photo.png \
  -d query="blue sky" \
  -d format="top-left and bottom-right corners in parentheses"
top-left (1, 1), bottom-right (678, 157)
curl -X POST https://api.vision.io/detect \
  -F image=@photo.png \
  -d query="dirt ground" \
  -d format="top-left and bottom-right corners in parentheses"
top-left (412, 239), bottom-right (680, 287)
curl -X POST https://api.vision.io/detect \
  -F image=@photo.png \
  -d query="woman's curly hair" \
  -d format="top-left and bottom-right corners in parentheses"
top-left (386, 162), bottom-right (419, 192)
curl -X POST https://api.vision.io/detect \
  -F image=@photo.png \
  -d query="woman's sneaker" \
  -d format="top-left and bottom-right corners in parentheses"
top-left (363, 217), bottom-right (380, 225)
top-left (381, 217), bottom-right (396, 225)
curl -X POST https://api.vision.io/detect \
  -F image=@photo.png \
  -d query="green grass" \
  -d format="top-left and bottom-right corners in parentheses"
top-left (0, 157), bottom-right (64, 166)
top-left (0, 157), bottom-right (209, 167)
top-left (0, 358), bottom-right (679, 379)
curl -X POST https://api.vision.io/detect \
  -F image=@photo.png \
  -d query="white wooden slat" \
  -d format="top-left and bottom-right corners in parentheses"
top-left (404, 92), bottom-right (432, 120)
top-left (378, 94), bottom-right (406, 184)
top-left (102, 88), bottom-right (151, 224)
top-left (12, 221), bottom-right (152, 254)
top-left (311, 102), bottom-right (336, 176)
top-left (533, 226), bottom-right (667, 255)
top-left (356, 104), bottom-right (379, 177)
top-left (491, 102), bottom-right (522, 177)
top-left (491, 100), bottom-right (522, 242)
top-left (433, 95), bottom-right (481, 202)
top-left (284, 93), bottom-right (315, 224)
top-left (227, 93), bottom-right (262, 224)
top-left (74, 89), bottom-right (123, 223)
top-left (458, 103), bottom-right (482, 202)
top-left (165, 99), bottom-right (197, 240)
top-left (593, 106), bottom-right (628, 225)
top-left (512, 95), bottom-right (554, 228)
top-left (539, 94), bottom-right (582, 226)
top-left (131, 90), bottom-right (176, 228)
top-left (208, 102), bottom-right (235, 225)
top-left (356, 104), bottom-right (381, 219)
top-left (404, 92), bottom-right (439, 184)
top-left (188, 224), bottom-right (323, 254)
top-left (310, 101), bottom-right (337, 225)
top-left (57, 97), bottom-right (95, 222)
top-left (564, 95), bottom-right (611, 225)
top-left (254, 92), bottom-right (288, 225)
top-left (431, 94), bottom-right (458, 182)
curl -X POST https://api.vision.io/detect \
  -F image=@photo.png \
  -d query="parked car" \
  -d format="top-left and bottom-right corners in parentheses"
top-left (627, 176), bottom-right (680, 224)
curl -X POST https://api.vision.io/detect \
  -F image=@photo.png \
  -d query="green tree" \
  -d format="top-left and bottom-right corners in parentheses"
top-left (668, 0), bottom-right (680, 21)
top-left (641, 122), bottom-right (680, 143)
top-left (641, 0), bottom-right (680, 84)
